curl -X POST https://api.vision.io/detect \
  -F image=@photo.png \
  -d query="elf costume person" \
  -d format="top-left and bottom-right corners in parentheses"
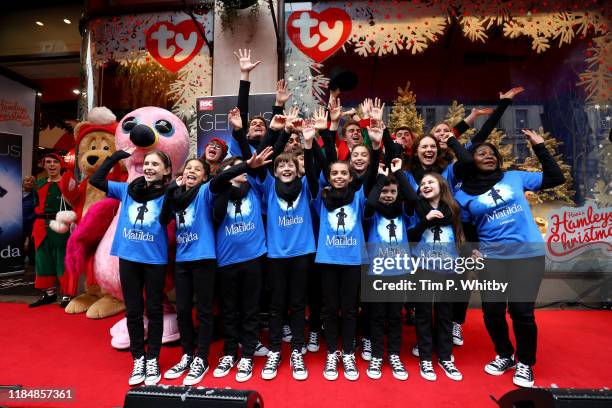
top-left (29, 152), bottom-right (71, 308)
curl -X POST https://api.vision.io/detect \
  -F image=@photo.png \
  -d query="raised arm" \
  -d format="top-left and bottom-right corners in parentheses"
top-left (390, 158), bottom-right (419, 204)
top-left (234, 49), bottom-right (261, 126)
top-left (273, 79), bottom-right (291, 115)
top-left (522, 129), bottom-right (566, 189)
top-left (89, 148), bottom-right (133, 192)
top-left (302, 119), bottom-right (320, 197)
top-left (364, 163), bottom-right (388, 219)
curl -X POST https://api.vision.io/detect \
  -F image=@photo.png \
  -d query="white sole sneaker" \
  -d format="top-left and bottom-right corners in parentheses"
top-left (513, 375), bottom-right (534, 388)
top-left (144, 374), bottom-right (161, 386)
top-left (392, 371), bottom-right (408, 381)
top-left (261, 370), bottom-right (278, 380)
top-left (453, 338), bottom-right (464, 346)
top-left (366, 370), bottom-right (382, 380)
top-left (183, 366), bottom-right (209, 386)
top-left (236, 373), bottom-right (252, 382)
top-left (344, 371), bottom-right (359, 381)
top-left (484, 364), bottom-right (513, 376)
top-left (128, 375), bottom-right (145, 386)
top-left (361, 352), bottom-right (372, 362)
top-left (213, 367), bottom-right (232, 378)
top-left (164, 369), bottom-right (187, 380)
top-left (307, 344), bottom-right (320, 353)
top-left (439, 362), bottom-right (462, 381)
top-left (420, 370), bottom-right (436, 381)
top-left (323, 371), bottom-right (338, 381)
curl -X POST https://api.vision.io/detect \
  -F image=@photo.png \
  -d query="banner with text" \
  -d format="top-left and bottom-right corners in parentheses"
top-left (0, 132), bottom-right (24, 275)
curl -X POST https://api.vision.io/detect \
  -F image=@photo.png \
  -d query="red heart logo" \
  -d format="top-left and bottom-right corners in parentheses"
top-left (287, 8), bottom-right (352, 63)
top-left (145, 20), bottom-right (205, 72)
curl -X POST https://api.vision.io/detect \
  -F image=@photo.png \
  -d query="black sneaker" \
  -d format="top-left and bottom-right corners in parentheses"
top-left (484, 355), bottom-right (516, 376)
top-left (282, 325), bottom-right (292, 343)
top-left (438, 359), bottom-right (463, 381)
top-left (183, 356), bottom-right (209, 386)
top-left (389, 354), bottom-right (408, 381)
top-left (164, 353), bottom-right (193, 379)
top-left (513, 362), bottom-right (534, 388)
top-left (419, 360), bottom-right (436, 381)
top-left (213, 355), bottom-right (236, 378)
top-left (366, 357), bottom-right (383, 380)
top-left (307, 331), bottom-right (320, 353)
top-left (342, 353), bottom-right (359, 381)
top-left (323, 351), bottom-right (340, 381)
top-left (290, 349), bottom-right (308, 380)
top-left (261, 351), bottom-right (281, 380)
top-left (59, 296), bottom-right (73, 308)
top-left (360, 338), bottom-right (372, 361)
top-left (452, 322), bottom-right (464, 346)
top-left (254, 341), bottom-right (269, 357)
top-left (235, 358), bottom-right (254, 382)
top-left (128, 356), bottom-right (145, 386)
top-left (29, 293), bottom-right (57, 308)
top-left (144, 358), bottom-right (161, 385)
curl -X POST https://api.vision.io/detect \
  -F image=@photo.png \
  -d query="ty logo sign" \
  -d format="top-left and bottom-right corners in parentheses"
top-left (286, 8), bottom-right (352, 63)
top-left (146, 20), bottom-right (205, 72)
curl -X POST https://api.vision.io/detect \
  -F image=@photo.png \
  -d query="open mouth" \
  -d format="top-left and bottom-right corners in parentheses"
top-left (185, 174), bottom-right (197, 182)
top-left (281, 171), bottom-right (293, 178)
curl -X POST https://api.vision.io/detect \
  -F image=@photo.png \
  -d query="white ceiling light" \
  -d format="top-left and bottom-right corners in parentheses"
top-left (35, 21), bottom-right (44, 26)
top-left (72, 89), bottom-right (80, 95)
top-left (63, 19), bottom-right (71, 24)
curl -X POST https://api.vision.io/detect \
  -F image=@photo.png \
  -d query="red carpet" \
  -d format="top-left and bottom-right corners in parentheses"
top-left (1, 303), bottom-right (610, 408)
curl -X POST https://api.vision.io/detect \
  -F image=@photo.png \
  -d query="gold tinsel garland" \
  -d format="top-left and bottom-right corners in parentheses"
top-left (388, 81), bottom-right (424, 135)
top-left (115, 55), bottom-right (177, 109)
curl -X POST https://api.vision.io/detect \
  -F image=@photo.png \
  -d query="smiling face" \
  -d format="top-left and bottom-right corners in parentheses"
top-left (419, 174), bottom-right (441, 201)
top-left (344, 124), bottom-right (363, 150)
top-left (350, 145), bottom-right (370, 174)
top-left (182, 159), bottom-right (207, 189)
top-left (274, 159), bottom-right (298, 183)
top-left (248, 118), bottom-right (266, 141)
top-left (23, 176), bottom-right (35, 191)
top-left (329, 162), bottom-right (352, 189)
top-left (473, 144), bottom-right (498, 172)
top-left (143, 152), bottom-right (171, 184)
top-left (395, 128), bottom-right (415, 149)
top-left (432, 123), bottom-right (451, 150)
top-left (205, 142), bottom-right (224, 162)
top-left (379, 182), bottom-right (398, 205)
top-left (284, 133), bottom-right (302, 153)
top-left (115, 107), bottom-right (189, 182)
top-left (416, 136), bottom-right (438, 167)
top-left (43, 157), bottom-right (61, 179)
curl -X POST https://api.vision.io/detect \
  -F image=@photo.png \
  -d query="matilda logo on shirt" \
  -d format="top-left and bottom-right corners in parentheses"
top-left (420, 225), bottom-right (452, 259)
top-left (227, 196), bottom-right (252, 224)
top-left (327, 205), bottom-right (356, 236)
top-left (128, 201), bottom-right (160, 229)
top-left (478, 184), bottom-right (514, 209)
top-left (325, 234), bottom-right (358, 247)
top-left (177, 231), bottom-right (199, 244)
top-left (176, 203), bottom-right (195, 230)
top-left (225, 221), bottom-right (255, 235)
top-left (377, 217), bottom-right (403, 244)
top-left (123, 228), bottom-right (155, 242)
top-left (485, 203), bottom-right (524, 223)
top-left (279, 215), bottom-right (304, 227)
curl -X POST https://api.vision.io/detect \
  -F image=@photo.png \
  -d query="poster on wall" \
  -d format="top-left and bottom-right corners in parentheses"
top-left (0, 132), bottom-right (24, 276)
top-left (196, 93), bottom-right (275, 157)
top-left (0, 75), bottom-right (36, 177)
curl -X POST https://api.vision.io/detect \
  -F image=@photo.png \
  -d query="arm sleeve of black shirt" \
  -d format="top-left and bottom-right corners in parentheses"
top-left (89, 150), bottom-right (130, 193)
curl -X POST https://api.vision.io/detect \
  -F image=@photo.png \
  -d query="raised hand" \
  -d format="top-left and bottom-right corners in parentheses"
top-left (439, 130), bottom-right (455, 144)
top-left (390, 158), bottom-right (403, 173)
top-left (234, 49), bottom-right (261, 73)
top-left (425, 210), bottom-right (444, 221)
top-left (122, 146), bottom-right (136, 155)
top-left (360, 98), bottom-right (372, 120)
top-left (342, 108), bottom-right (357, 119)
top-left (246, 146), bottom-right (274, 168)
top-left (284, 106), bottom-right (300, 132)
top-left (302, 119), bottom-right (316, 147)
top-left (175, 175), bottom-right (184, 186)
top-left (367, 124), bottom-right (383, 148)
top-left (377, 162), bottom-right (389, 177)
top-left (470, 107), bottom-right (494, 117)
top-left (275, 79), bottom-right (292, 107)
top-left (499, 86), bottom-right (525, 99)
top-left (313, 106), bottom-right (329, 130)
top-left (370, 97), bottom-right (385, 122)
top-left (328, 97), bottom-right (342, 123)
top-left (269, 114), bottom-right (287, 131)
top-left (522, 129), bottom-right (545, 145)
top-left (228, 107), bottom-right (243, 130)
top-left (291, 117), bottom-right (305, 134)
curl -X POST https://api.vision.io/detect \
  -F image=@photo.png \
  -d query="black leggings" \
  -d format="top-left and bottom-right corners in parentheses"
top-left (369, 301), bottom-right (403, 358)
top-left (320, 263), bottom-right (361, 354)
top-left (307, 256), bottom-right (322, 333)
top-left (119, 259), bottom-right (166, 359)
top-left (175, 259), bottom-right (216, 361)
top-left (480, 256), bottom-right (544, 366)
top-left (218, 257), bottom-right (263, 359)
top-left (267, 255), bottom-right (310, 352)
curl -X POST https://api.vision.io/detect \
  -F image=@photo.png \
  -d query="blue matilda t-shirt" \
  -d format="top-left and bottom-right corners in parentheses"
top-left (412, 218), bottom-right (459, 274)
top-left (366, 212), bottom-right (412, 275)
top-left (313, 186), bottom-right (367, 266)
top-left (175, 183), bottom-right (216, 262)
top-left (107, 181), bottom-right (168, 264)
top-left (454, 171), bottom-right (545, 259)
top-left (259, 173), bottom-right (316, 258)
top-left (215, 178), bottom-right (267, 267)
top-left (405, 163), bottom-right (459, 193)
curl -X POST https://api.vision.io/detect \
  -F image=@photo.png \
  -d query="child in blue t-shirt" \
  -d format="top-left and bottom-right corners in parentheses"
top-left (363, 158), bottom-right (415, 381)
top-left (304, 118), bottom-right (369, 382)
top-left (454, 129), bottom-right (565, 388)
top-left (208, 112), bottom-right (274, 383)
top-left (89, 147), bottom-right (172, 387)
top-left (406, 172), bottom-right (465, 383)
top-left (160, 158), bottom-right (216, 386)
